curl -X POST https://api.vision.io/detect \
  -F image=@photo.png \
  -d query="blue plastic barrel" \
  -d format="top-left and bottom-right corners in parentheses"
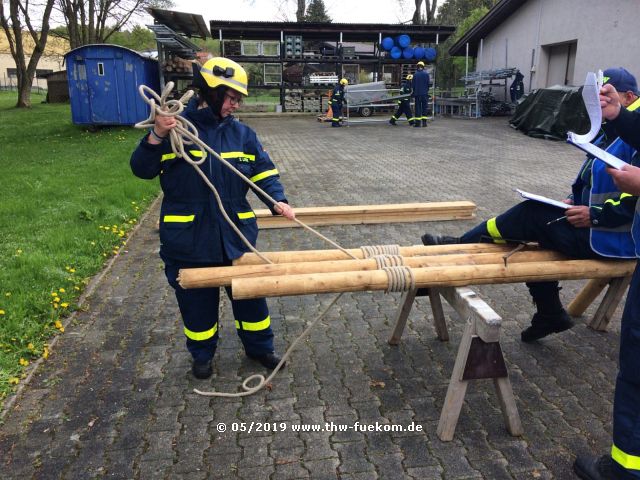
top-left (396, 34), bottom-right (411, 48)
top-left (413, 46), bottom-right (425, 60)
top-left (381, 37), bottom-right (394, 51)
top-left (424, 47), bottom-right (437, 62)
top-left (390, 46), bottom-right (402, 59)
top-left (402, 47), bottom-right (414, 59)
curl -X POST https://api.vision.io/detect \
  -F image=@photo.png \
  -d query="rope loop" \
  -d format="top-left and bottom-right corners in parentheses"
top-left (360, 244), bottom-right (401, 258)
top-left (372, 254), bottom-right (404, 269)
top-left (382, 266), bottom-right (415, 293)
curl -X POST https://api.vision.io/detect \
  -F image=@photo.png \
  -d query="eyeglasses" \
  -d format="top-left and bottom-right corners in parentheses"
top-left (225, 93), bottom-right (243, 106)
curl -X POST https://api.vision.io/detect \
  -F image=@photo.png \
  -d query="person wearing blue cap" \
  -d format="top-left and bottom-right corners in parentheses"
top-left (572, 75), bottom-right (640, 480)
top-left (421, 67), bottom-right (640, 344)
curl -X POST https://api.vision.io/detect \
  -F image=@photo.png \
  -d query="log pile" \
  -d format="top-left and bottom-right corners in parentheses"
top-left (177, 243), bottom-right (637, 300)
top-left (255, 202), bottom-right (477, 229)
top-left (163, 56), bottom-right (194, 73)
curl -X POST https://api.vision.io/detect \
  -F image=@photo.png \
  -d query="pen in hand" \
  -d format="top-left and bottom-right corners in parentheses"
top-left (546, 215), bottom-right (567, 226)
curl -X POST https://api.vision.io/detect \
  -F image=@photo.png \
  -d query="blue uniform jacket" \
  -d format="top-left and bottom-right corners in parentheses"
top-left (412, 69), bottom-right (430, 97)
top-left (331, 85), bottom-right (345, 106)
top-left (130, 102), bottom-right (287, 264)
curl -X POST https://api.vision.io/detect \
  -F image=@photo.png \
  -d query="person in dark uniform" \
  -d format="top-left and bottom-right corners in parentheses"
top-left (421, 68), bottom-right (640, 343)
top-left (130, 57), bottom-right (295, 380)
top-left (412, 61), bottom-right (430, 128)
top-left (330, 78), bottom-right (348, 127)
top-left (389, 74), bottom-right (415, 126)
top-left (573, 77), bottom-right (640, 480)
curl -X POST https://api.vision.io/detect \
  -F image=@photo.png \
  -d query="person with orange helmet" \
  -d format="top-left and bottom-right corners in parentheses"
top-left (131, 57), bottom-right (295, 379)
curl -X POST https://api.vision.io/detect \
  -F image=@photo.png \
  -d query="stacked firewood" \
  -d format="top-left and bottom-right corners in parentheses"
top-left (163, 56), bottom-right (194, 73)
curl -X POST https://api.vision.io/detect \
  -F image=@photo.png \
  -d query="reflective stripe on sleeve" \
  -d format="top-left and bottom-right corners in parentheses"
top-left (161, 153), bottom-right (177, 162)
top-left (184, 324), bottom-right (217, 341)
top-left (250, 169), bottom-right (279, 183)
top-left (235, 315), bottom-right (271, 331)
top-left (486, 217), bottom-right (506, 244)
top-left (221, 151), bottom-right (256, 162)
top-left (237, 211), bottom-right (256, 219)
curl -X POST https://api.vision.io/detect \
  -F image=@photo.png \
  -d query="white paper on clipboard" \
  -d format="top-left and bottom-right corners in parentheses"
top-left (514, 189), bottom-right (569, 209)
top-left (569, 141), bottom-right (627, 169)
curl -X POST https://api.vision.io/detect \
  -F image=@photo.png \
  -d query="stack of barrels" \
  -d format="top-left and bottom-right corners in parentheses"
top-left (380, 35), bottom-right (437, 62)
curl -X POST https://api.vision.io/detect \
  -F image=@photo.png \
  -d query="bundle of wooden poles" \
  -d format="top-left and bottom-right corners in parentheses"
top-left (177, 243), bottom-right (636, 300)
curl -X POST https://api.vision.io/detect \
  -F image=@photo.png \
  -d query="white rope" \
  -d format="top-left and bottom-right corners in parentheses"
top-left (360, 244), bottom-right (401, 258)
top-left (382, 266), bottom-right (415, 293)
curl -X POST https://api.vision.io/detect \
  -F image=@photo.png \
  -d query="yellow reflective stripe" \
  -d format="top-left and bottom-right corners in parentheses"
top-left (250, 169), bottom-right (279, 183)
top-left (161, 153), bottom-right (177, 162)
top-left (184, 324), bottom-right (217, 341)
top-left (604, 193), bottom-right (634, 206)
top-left (612, 444), bottom-right (640, 471)
top-left (237, 211), bottom-right (256, 219)
top-left (163, 214), bottom-right (195, 223)
top-left (235, 315), bottom-right (271, 331)
top-left (628, 97), bottom-right (640, 112)
top-left (486, 217), bottom-right (506, 244)
top-left (221, 151), bottom-right (256, 161)
top-left (188, 150), bottom-right (204, 158)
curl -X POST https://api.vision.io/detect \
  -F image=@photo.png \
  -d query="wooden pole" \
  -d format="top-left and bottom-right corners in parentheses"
top-left (179, 250), bottom-right (567, 289)
top-left (567, 278), bottom-right (610, 316)
top-left (233, 243), bottom-right (518, 266)
top-left (231, 259), bottom-right (636, 300)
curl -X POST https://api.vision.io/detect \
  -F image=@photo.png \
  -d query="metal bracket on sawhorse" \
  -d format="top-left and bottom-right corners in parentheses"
top-left (388, 286), bottom-right (523, 441)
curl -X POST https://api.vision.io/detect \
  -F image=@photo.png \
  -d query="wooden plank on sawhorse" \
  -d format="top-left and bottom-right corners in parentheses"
top-left (388, 286), bottom-right (522, 442)
top-left (567, 276), bottom-right (633, 331)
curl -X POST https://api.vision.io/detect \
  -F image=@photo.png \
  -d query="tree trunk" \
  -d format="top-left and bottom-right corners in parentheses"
top-left (412, 0), bottom-right (424, 24)
top-left (296, 0), bottom-right (306, 21)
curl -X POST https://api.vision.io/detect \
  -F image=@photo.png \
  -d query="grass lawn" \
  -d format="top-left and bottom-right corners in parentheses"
top-left (0, 92), bottom-right (160, 405)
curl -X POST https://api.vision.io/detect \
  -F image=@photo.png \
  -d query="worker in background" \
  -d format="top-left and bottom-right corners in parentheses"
top-left (389, 74), bottom-right (415, 126)
top-left (573, 78), bottom-right (640, 480)
top-left (330, 78), bottom-right (348, 127)
top-left (421, 67), bottom-right (640, 344)
top-left (412, 61), bottom-right (430, 128)
top-left (130, 57), bottom-right (295, 380)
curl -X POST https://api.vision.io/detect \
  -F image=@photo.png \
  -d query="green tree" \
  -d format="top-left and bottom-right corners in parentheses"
top-left (435, 6), bottom-right (490, 90)
top-left (304, 0), bottom-right (331, 22)
top-left (108, 25), bottom-right (157, 51)
top-left (411, 0), bottom-right (438, 25)
top-left (437, 0), bottom-right (496, 24)
top-left (0, 0), bottom-right (56, 108)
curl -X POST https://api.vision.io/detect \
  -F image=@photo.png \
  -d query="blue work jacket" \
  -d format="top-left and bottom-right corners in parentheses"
top-left (130, 102), bottom-right (287, 264)
top-left (412, 69), bottom-right (430, 97)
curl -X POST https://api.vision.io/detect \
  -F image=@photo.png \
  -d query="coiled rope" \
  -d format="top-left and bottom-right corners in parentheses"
top-left (134, 83), bottom-right (417, 397)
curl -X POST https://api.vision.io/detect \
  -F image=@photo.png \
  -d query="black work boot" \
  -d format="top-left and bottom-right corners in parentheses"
top-left (192, 359), bottom-right (213, 380)
top-left (573, 454), bottom-right (614, 480)
top-left (421, 233), bottom-right (460, 246)
top-left (389, 118), bottom-right (396, 125)
top-left (247, 352), bottom-right (285, 370)
top-left (520, 310), bottom-right (574, 342)
top-left (422, 119), bottom-right (428, 127)
top-left (414, 121), bottom-right (421, 128)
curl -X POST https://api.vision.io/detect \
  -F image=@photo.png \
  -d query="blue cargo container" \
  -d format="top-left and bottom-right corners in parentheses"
top-left (65, 44), bottom-right (160, 126)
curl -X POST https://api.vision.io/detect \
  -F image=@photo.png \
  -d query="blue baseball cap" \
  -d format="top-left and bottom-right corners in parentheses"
top-left (603, 67), bottom-right (639, 94)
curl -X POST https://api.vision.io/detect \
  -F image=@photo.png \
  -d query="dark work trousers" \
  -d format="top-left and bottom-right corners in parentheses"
top-left (612, 264), bottom-right (640, 479)
top-left (165, 263), bottom-right (274, 364)
top-left (460, 200), bottom-right (603, 298)
top-left (331, 102), bottom-right (343, 126)
top-left (391, 101), bottom-right (413, 123)
top-left (414, 95), bottom-right (428, 122)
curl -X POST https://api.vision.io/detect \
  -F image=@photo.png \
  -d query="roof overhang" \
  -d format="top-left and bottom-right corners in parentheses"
top-left (209, 20), bottom-right (455, 44)
top-left (448, 0), bottom-right (527, 57)
top-left (148, 8), bottom-right (209, 39)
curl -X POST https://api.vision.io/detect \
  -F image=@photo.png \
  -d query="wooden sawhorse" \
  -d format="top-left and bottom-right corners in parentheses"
top-left (389, 286), bottom-right (522, 441)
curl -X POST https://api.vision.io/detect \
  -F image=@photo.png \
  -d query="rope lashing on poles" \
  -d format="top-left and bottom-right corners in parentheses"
top-left (134, 82), bottom-right (358, 263)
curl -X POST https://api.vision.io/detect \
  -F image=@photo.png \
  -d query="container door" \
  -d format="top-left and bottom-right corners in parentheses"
top-left (86, 58), bottom-right (120, 123)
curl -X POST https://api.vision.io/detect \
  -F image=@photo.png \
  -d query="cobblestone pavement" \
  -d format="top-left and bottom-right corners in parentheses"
top-left (0, 116), bottom-right (622, 479)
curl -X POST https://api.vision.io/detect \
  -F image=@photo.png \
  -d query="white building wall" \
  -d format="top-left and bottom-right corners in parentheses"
top-left (474, 0), bottom-right (640, 96)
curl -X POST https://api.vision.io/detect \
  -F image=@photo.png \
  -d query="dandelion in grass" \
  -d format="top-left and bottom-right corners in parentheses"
top-left (58, 288), bottom-right (65, 293)
top-left (43, 346), bottom-right (49, 359)
top-left (61, 303), bottom-right (69, 309)
top-left (19, 358), bottom-right (29, 366)
top-left (8, 377), bottom-right (19, 385)
top-left (0, 310), bottom-right (5, 316)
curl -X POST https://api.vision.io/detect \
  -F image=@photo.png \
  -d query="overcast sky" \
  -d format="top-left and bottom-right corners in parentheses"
top-left (149, 0), bottom-right (414, 25)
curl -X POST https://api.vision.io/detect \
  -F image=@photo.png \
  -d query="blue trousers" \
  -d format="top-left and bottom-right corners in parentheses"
top-left (165, 263), bottom-right (274, 363)
top-left (612, 264), bottom-right (640, 478)
top-left (331, 102), bottom-right (343, 126)
top-left (414, 95), bottom-right (428, 121)
top-left (391, 101), bottom-right (413, 123)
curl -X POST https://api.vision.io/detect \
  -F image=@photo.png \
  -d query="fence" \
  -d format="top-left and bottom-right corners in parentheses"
top-left (0, 74), bottom-right (48, 94)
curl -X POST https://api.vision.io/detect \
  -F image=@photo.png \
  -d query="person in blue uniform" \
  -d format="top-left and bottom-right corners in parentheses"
top-left (412, 61), bottom-right (430, 128)
top-left (130, 57), bottom-right (295, 380)
top-left (389, 74), bottom-right (415, 126)
top-left (573, 78), bottom-right (640, 480)
top-left (421, 68), bottom-right (640, 343)
top-left (330, 78), bottom-right (348, 127)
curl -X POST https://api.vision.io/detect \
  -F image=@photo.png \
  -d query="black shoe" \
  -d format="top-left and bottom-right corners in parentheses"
top-left (573, 454), bottom-right (614, 480)
top-left (389, 119), bottom-right (396, 125)
top-left (422, 120), bottom-right (428, 127)
top-left (192, 360), bottom-right (213, 379)
top-left (520, 310), bottom-right (574, 342)
top-left (421, 233), bottom-right (460, 246)
top-left (247, 352), bottom-right (284, 370)
top-left (414, 123), bottom-right (421, 128)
